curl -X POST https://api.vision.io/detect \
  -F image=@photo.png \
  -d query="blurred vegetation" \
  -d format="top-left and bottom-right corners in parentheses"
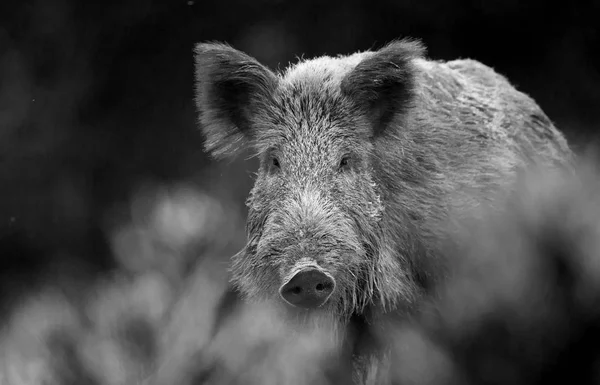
top-left (0, 0), bottom-right (599, 384)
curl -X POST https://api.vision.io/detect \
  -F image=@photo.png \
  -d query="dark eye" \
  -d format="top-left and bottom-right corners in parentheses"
top-left (338, 155), bottom-right (350, 171)
top-left (272, 157), bottom-right (280, 169)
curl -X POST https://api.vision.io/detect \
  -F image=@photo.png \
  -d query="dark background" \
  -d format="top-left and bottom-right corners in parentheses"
top-left (1, 0), bottom-right (599, 302)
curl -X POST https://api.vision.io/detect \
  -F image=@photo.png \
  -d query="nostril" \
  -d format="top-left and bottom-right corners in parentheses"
top-left (316, 280), bottom-right (334, 292)
top-left (291, 286), bottom-right (302, 295)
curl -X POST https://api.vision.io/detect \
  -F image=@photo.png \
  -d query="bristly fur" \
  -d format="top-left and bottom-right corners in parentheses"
top-left (193, 38), bottom-right (574, 324)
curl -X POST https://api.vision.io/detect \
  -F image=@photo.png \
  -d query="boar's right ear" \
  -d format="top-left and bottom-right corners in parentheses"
top-left (194, 43), bottom-right (279, 158)
top-left (340, 39), bottom-right (425, 137)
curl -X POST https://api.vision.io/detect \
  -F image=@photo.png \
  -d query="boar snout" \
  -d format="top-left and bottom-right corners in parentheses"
top-left (279, 268), bottom-right (336, 309)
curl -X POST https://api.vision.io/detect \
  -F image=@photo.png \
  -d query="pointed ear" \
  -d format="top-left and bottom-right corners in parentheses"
top-left (340, 39), bottom-right (425, 137)
top-left (194, 42), bottom-right (279, 158)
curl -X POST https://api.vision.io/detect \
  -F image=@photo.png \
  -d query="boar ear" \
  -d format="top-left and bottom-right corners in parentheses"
top-left (341, 39), bottom-right (425, 137)
top-left (194, 42), bottom-right (279, 158)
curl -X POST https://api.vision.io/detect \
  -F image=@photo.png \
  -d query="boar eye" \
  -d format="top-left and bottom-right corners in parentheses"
top-left (271, 157), bottom-right (280, 169)
top-left (338, 155), bottom-right (351, 171)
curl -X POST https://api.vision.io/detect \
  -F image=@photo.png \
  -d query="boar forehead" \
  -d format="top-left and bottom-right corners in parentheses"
top-left (254, 63), bottom-right (374, 170)
top-left (247, 77), bottom-right (382, 215)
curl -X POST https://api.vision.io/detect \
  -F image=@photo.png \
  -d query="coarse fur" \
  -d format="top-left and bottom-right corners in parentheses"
top-left (193, 39), bottom-right (574, 324)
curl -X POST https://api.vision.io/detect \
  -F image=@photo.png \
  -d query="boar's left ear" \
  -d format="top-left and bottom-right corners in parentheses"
top-left (194, 42), bottom-right (279, 158)
top-left (340, 39), bottom-right (425, 137)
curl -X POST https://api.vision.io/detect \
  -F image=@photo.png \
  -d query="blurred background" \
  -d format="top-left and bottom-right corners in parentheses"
top-left (0, 0), bottom-right (599, 382)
